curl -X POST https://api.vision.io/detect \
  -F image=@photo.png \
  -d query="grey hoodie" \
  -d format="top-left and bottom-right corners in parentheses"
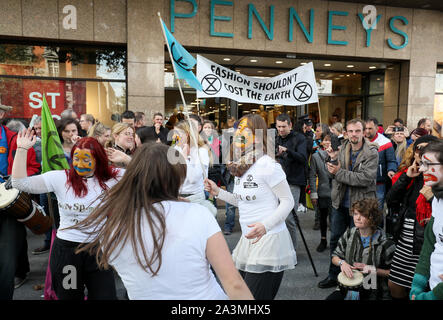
top-left (330, 138), bottom-right (379, 210)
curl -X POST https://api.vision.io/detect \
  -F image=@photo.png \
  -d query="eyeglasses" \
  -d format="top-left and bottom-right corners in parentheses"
top-left (420, 161), bottom-right (442, 170)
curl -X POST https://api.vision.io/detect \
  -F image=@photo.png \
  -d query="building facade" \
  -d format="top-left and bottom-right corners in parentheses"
top-left (0, 0), bottom-right (442, 133)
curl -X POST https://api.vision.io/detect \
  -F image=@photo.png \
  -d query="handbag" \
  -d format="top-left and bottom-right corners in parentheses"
top-left (385, 206), bottom-right (405, 243)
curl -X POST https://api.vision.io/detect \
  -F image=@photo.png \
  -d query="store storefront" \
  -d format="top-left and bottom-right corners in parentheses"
top-left (0, 0), bottom-right (441, 134)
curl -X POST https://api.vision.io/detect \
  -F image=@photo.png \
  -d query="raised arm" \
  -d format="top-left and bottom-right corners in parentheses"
top-left (11, 128), bottom-right (53, 194)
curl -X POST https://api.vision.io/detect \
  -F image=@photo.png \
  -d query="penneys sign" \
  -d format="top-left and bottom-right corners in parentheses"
top-left (170, 0), bottom-right (409, 50)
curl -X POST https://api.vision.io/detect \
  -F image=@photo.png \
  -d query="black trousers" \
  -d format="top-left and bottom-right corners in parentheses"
top-left (0, 216), bottom-right (28, 300)
top-left (50, 237), bottom-right (117, 300)
top-left (239, 270), bottom-right (284, 300)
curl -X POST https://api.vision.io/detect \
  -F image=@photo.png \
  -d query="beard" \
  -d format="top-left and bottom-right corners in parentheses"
top-left (350, 136), bottom-right (361, 144)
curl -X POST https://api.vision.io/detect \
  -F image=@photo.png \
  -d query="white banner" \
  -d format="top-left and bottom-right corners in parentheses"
top-left (196, 55), bottom-right (318, 106)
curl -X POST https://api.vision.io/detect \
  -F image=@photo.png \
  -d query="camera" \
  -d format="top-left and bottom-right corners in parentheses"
top-left (326, 156), bottom-right (338, 165)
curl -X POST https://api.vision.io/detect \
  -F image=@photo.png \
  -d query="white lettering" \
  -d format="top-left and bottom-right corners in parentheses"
top-left (63, 5), bottom-right (77, 30)
top-left (46, 92), bottom-right (60, 109)
top-left (29, 92), bottom-right (42, 109)
top-left (62, 265), bottom-right (77, 290)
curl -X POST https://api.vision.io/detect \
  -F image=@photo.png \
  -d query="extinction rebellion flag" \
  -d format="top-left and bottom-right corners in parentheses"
top-left (41, 95), bottom-right (70, 173)
top-left (196, 55), bottom-right (318, 106)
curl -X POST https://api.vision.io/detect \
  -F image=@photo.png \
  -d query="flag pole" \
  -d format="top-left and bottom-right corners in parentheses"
top-left (157, 12), bottom-right (207, 179)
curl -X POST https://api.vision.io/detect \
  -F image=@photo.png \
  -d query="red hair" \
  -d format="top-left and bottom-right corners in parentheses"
top-left (67, 137), bottom-right (118, 197)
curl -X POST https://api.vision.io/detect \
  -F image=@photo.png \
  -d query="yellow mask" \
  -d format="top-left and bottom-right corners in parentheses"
top-left (234, 118), bottom-right (254, 150)
top-left (73, 148), bottom-right (96, 177)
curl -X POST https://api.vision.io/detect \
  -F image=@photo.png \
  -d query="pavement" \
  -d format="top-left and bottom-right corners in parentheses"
top-left (13, 206), bottom-right (337, 300)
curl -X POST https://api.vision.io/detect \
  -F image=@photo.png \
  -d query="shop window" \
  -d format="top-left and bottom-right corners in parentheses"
top-left (433, 66), bottom-right (443, 137)
top-left (0, 43), bottom-right (126, 127)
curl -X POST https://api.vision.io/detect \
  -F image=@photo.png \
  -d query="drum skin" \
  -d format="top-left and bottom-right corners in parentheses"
top-left (338, 270), bottom-right (364, 291)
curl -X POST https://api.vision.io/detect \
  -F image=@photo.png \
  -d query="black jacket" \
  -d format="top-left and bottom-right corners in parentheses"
top-left (386, 172), bottom-right (427, 255)
top-left (146, 125), bottom-right (169, 144)
top-left (276, 131), bottom-right (307, 186)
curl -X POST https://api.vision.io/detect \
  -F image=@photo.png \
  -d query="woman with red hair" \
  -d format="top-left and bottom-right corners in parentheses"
top-left (11, 128), bottom-right (124, 300)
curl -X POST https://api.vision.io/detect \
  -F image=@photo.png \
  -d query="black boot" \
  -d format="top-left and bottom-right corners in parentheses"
top-left (316, 239), bottom-right (327, 252)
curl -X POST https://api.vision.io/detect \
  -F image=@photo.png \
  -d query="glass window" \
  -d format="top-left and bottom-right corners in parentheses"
top-left (0, 78), bottom-right (125, 127)
top-left (366, 95), bottom-right (384, 123)
top-left (0, 42), bottom-right (126, 127)
top-left (0, 44), bottom-right (126, 80)
top-left (368, 74), bottom-right (384, 95)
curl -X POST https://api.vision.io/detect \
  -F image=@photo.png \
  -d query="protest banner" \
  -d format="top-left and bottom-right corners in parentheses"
top-left (197, 55), bottom-right (318, 106)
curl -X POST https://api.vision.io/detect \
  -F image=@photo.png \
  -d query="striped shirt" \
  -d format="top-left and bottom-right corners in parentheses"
top-left (333, 227), bottom-right (396, 300)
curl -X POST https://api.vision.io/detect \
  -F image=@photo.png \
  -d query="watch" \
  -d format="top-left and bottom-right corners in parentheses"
top-left (338, 259), bottom-right (344, 266)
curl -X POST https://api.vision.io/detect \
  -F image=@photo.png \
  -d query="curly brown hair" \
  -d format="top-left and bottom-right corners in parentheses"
top-left (350, 198), bottom-right (382, 232)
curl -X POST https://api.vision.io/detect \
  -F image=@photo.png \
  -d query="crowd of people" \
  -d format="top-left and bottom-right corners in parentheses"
top-left (0, 102), bottom-right (442, 301)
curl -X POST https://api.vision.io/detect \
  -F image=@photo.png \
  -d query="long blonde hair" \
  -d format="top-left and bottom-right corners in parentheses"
top-left (174, 120), bottom-right (213, 165)
top-left (105, 122), bottom-right (133, 148)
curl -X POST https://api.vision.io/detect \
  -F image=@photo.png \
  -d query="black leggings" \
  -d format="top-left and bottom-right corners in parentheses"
top-left (50, 237), bottom-right (117, 300)
top-left (239, 270), bottom-right (284, 300)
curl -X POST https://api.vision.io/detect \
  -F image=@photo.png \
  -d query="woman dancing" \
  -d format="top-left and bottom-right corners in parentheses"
top-left (11, 128), bottom-right (123, 300)
top-left (205, 114), bottom-right (296, 300)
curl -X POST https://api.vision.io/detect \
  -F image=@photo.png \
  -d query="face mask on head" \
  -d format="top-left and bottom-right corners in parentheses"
top-left (73, 148), bottom-right (96, 177)
top-left (234, 118), bottom-right (254, 151)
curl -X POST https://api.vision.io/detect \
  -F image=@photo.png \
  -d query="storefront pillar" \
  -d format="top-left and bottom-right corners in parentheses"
top-left (127, 0), bottom-right (165, 125)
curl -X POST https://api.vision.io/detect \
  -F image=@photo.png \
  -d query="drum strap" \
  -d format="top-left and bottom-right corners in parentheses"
top-left (0, 126), bottom-right (9, 180)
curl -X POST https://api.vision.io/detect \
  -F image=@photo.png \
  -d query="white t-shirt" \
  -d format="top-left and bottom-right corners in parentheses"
top-left (232, 155), bottom-right (287, 236)
top-left (430, 197), bottom-right (443, 290)
top-left (109, 201), bottom-right (227, 300)
top-left (179, 146), bottom-right (210, 195)
top-left (41, 169), bottom-right (124, 243)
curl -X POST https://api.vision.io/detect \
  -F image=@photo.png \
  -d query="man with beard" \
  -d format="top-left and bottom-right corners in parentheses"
top-left (318, 118), bottom-right (379, 289)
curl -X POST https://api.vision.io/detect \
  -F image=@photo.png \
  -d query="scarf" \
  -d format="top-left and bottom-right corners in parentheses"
top-left (227, 148), bottom-right (263, 178)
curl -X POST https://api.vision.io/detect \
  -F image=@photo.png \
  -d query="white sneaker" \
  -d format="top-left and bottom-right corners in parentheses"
top-left (297, 204), bottom-right (307, 213)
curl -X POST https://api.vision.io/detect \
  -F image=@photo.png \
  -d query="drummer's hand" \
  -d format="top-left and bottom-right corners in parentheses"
top-left (245, 223), bottom-right (266, 244)
top-left (353, 262), bottom-right (367, 272)
top-left (340, 261), bottom-right (356, 279)
top-left (17, 127), bottom-right (36, 150)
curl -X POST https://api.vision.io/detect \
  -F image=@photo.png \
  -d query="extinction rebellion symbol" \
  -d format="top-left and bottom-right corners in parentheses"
top-left (293, 81), bottom-right (313, 102)
top-left (201, 74), bottom-right (222, 95)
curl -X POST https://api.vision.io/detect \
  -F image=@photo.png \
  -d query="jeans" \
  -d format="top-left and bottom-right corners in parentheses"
top-left (224, 180), bottom-right (236, 232)
top-left (0, 215), bottom-right (28, 299)
top-left (285, 184), bottom-right (300, 249)
top-left (328, 206), bottom-right (354, 280)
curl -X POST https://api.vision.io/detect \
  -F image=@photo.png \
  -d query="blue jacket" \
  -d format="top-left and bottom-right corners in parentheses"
top-left (370, 133), bottom-right (398, 183)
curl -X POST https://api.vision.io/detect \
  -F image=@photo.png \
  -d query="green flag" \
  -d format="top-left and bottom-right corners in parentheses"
top-left (41, 95), bottom-right (70, 173)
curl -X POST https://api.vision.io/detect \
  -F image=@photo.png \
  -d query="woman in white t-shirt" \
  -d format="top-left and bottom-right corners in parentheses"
top-left (205, 114), bottom-right (297, 300)
top-left (72, 142), bottom-right (253, 300)
top-left (11, 129), bottom-right (123, 300)
top-left (172, 120), bottom-right (217, 216)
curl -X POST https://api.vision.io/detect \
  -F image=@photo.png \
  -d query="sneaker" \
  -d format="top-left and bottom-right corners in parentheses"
top-left (316, 240), bottom-right (327, 252)
top-left (14, 276), bottom-right (27, 289)
top-left (32, 246), bottom-right (50, 255)
top-left (223, 230), bottom-right (232, 235)
top-left (297, 204), bottom-right (307, 213)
